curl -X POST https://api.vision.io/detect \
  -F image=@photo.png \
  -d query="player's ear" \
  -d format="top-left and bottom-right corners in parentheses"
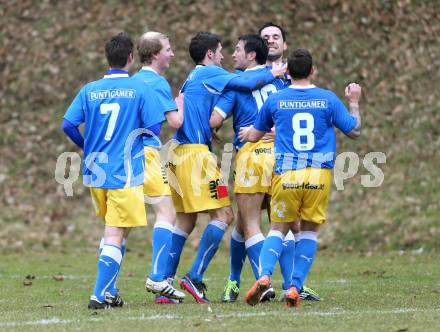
top-left (248, 51), bottom-right (256, 62)
top-left (283, 42), bottom-right (287, 52)
top-left (310, 66), bottom-right (317, 79)
top-left (128, 52), bottom-right (134, 65)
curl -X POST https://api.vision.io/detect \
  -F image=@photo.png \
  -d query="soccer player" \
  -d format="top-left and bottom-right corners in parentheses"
top-left (260, 22), bottom-right (321, 302)
top-left (242, 48), bottom-right (362, 307)
top-left (165, 32), bottom-right (285, 304)
top-left (61, 32), bottom-right (165, 309)
top-left (132, 31), bottom-right (185, 303)
top-left (210, 34), bottom-right (287, 302)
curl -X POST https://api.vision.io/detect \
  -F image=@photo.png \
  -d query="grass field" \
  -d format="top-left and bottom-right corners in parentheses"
top-left (1, 242), bottom-right (439, 332)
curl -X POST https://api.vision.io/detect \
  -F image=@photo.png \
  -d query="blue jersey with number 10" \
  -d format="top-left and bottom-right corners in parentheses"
top-left (64, 71), bottom-right (164, 189)
top-left (254, 85), bottom-right (357, 173)
top-left (214, 66), bottom-right (289, 148)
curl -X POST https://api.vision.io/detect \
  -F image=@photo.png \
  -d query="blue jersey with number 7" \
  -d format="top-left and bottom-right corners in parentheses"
top-left (63, 71), bottom-right (164, 189)
top-left (253, 85), bottom-right (357, 173)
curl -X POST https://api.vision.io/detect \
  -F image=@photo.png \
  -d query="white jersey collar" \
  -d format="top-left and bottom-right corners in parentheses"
top-left (289, 84), bottom-right (316, 89)
top-left (245, 65), bottom-right (266, 71)
top-left (103, 73), bottom-right (129, 79)
top-left (141, 66), bottom-right (158, 74)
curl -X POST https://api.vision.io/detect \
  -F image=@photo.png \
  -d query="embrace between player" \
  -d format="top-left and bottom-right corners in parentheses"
top-left (61, 23), bottom-right (362, 309)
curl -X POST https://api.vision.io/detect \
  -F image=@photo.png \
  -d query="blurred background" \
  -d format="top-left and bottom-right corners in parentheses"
top-left (0, 0), bottom-right (439, 253)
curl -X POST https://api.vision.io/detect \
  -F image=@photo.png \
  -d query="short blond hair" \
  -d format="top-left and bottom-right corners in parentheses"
top-left (137, 31), bottom-right (168, 65)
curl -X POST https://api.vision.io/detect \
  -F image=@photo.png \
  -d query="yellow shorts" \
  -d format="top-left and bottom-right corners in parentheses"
top-left (234, 141), bottom-right (274, 194)
top-left (168, 144), bottom-right (231, 213)
top-left (270, 168), bottom-right (332, 224)
top-left (143, 146), bottom-right (172, 197)
top-left (90, 185), bottom-right (147, 227)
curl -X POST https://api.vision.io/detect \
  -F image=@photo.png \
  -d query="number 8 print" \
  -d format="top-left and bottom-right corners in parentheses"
top-left (292, 112), bottom-right (315, 151)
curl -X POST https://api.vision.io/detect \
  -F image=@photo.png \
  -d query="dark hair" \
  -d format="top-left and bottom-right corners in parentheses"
top-left (287, 48), bottom-right (313, 79)
top-left (105, 32), bottom-right (134, 68)
top-left (258, 22), bottom-right (286, 41)
top-left (189, 32), bottom-right (221, 64)
top-left (238, 34), bottom-right (268, 65)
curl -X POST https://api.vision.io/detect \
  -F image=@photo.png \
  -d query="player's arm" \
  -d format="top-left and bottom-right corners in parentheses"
top-left (226, 64), bottom-right (286, 91)
top-left (331, 83), bottom-right (362, 139)
top-left (239, 125), bottom-right (266, 142)
top-left (61, 119), bottom-right (84, 149)
top-left (210, 90), bottom-right (234, 129)
top-left (62, 87), bottom-right (86, 149)
top-left (343, 83), bottom-right (362, 139)
top-left (210, 109), bottom-right (224, 129)
top-left (165, 93), bottom-right (184, 129)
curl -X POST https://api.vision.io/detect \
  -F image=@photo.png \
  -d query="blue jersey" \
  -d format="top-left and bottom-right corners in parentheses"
top-left (64, 70), bottom-right (164, 189)
top-left (214, 66), bottom-right (289, 148)
top-left (132, 67), bottom-right (174, 148)
top-left (174, 64), bottom-right (276, 148)
top-left (173, 65), bottom-right (235, 147)
top-left (254, 85), bottom-right (357, 173)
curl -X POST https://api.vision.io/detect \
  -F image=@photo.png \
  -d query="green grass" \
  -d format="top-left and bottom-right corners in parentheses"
top-left (0, 243), bottom-right (439, 332)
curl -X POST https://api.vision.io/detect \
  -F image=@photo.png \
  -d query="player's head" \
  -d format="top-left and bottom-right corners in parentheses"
top-left (189, 32), bottom-right (223, 66)
top-left (287, 48), bottom-right (314, 80)
top-left (137, 31), bottom-right (174, 71)
top-left (258, 22), bottom-right (287, 62)
top-left (233, 34), bottom-right (268, 70)
top-left (105, 32), bottom-right (134, 69)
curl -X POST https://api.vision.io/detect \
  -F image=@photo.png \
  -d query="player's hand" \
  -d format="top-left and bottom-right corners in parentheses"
top-left (270, 62), bottom-right (287, 78)
top-left (262, 127), bottom-right (275, 143)
top-left (238, 126), bottom-right (252, 142)
top-left (345, 83), bottom-right (362, 104)
top-left (175, 92), bottom-right (184, 111)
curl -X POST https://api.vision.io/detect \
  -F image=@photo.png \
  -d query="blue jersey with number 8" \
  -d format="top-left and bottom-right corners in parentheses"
top-left (253, 85), bottom-right (357, 173)
top-left (64, 71), bottom-right (164, 189)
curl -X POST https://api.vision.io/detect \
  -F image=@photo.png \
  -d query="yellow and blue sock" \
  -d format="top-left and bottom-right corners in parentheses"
top-left (279, 231), bottom-right (295, 290)
top-left (165, 226), bottom-right (188, 279)
top-left (93, 244), bottom-right (122, 301)
top-left (229, 228), bottom-right (246, 285)
top-left (260, 230), bottom-right (284, 277)
top-left (188, 220), bottom-right (228, 282)
top-left (291, 231), bottom-right (318, 290)
top-left (245, 233), bottom-right (265, 279)
top-left (149, 221), bottom-right (174, 282)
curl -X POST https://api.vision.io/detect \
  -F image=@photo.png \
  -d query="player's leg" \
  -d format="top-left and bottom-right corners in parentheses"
top-left (88, 185), bottom-right (146, 309)
top-left (149, 197), bottom-right (176, 281)
top-left (89, 226), bottom-right (125, 309)
top-left (222, 212), bottom-right (246, 302)
top-left (237, 192), bottom-right (266, 280)
top-left (245, 170), bottom-right (302, 306)
top-left (278, 221), bottom-right (299, 300)
top-left (245, 221), bottom-right (291, 306)
top-left (165, 212), bottom-right (197, 280)
top-left (179, 206), bottom-right (233, 303)
top-left (285, 167), bottom-right (331, 307)
top-left (145, 196), bottom-right (185, 301)
top-left (290, 221), bottom-right (320, 295)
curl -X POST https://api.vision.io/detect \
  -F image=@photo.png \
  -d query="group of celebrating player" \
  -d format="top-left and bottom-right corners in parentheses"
top-left (62, 22), bottom-right (362, 309)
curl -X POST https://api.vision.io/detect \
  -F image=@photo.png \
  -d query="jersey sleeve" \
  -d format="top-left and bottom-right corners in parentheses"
top-left (213, 90), bottom-right (235, 119)
top-left (64, 86), bottom-right (86, 126)
top-left (155, 79), bottom-right (177, 113)
top-left (202, 66), bottom-right (238, 94)
top-left (140, 87), bottom-right (166, 129)
top-left (227, 68), bottom-right (275, 91)
top-left (330, 94), bottom-right (357, 134)
top-left (253, 96), bottom-right (274, 132)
